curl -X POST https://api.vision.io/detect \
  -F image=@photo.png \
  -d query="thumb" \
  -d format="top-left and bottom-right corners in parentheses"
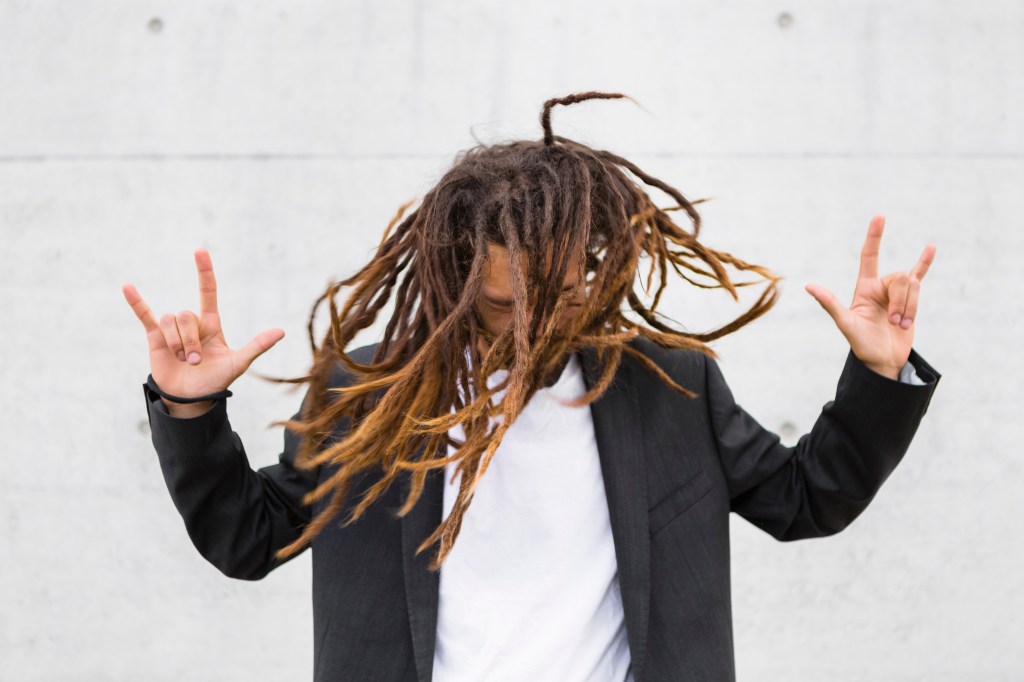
top-left (235, 328), bottom-right (286, 371)
top-left (804, 284), bottom-right (848, 329)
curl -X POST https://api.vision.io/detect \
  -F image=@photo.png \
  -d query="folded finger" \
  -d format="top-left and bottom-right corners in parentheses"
top-left (887, 272), bottom-right (910, 324)
top-left (176, 310), bottom-right (203, 364)
top-left (160, 313), bottom-right (186, 361)
top-left (900, 278), bottom-right (920, 329)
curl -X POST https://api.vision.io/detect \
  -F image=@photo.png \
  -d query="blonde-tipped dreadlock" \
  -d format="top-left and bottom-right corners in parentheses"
top-left (266, 92), bottom-right (781, 570)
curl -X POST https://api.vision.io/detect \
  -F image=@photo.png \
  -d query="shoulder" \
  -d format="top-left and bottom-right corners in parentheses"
top-left (347, 342), bottom-right (381, 365)
top-left (616, 336), bottom-right (714, 400)
top-left (626, 335), bottom-right (710, 379)
top-left (325, 342), bottom-right (383, 389)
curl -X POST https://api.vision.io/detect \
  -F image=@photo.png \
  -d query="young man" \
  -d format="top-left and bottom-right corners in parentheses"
top-left (123, 92), bottom-right (940, 681)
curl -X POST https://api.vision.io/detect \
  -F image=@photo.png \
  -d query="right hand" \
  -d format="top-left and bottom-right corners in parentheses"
top-left (122, 248), bottom-right (285, 403)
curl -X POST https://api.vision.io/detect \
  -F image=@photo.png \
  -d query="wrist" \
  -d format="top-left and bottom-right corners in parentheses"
top-left (145, 374), bottom-right (232, 405)
top-left (863, 361), bottom-right (900, 381)
top-left (161, 397), bottom-right (216, 418)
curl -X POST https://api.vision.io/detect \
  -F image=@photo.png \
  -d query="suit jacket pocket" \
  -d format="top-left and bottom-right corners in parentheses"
top-left (649, 468), bottom-right (713, 536)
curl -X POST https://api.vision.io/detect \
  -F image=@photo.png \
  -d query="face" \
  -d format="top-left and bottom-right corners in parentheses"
top-left (475, 242), bottom-right (585, 351)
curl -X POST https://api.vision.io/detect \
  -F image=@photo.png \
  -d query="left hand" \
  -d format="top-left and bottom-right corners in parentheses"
top-left (804, 215), bottom-right (936, 380)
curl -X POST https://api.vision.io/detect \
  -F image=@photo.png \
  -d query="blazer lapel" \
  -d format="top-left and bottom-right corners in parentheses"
top-left (579, 346), bottom-right (651, 678)
top-left (401, 464), bottom-right (443, 682)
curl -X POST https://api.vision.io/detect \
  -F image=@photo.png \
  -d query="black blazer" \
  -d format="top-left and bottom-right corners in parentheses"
top-left (144, 337), bottom-right (941, 681)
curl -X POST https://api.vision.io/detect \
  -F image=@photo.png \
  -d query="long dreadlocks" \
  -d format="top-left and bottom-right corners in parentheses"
top-left (267, 92), bottom-right (781, 570)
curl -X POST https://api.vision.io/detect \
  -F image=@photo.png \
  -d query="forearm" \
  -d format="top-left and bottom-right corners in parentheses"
top-left (708, 348), bottom-right (941, 540)
top-left (144, 386), bottom-right (314, 580)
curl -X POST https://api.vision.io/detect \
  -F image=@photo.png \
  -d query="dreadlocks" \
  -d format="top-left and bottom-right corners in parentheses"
top-left (267, 91), bottom-right (781, 570)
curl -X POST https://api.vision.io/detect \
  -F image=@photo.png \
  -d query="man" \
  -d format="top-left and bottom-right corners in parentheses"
top-left (123, 92), bottom-right (940, 681)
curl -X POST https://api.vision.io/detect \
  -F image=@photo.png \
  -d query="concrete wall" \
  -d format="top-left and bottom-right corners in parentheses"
top-left (1, 1), bottom-right (1019, 679)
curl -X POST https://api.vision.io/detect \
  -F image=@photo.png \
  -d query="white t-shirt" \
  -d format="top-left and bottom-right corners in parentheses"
top-left (432, 352), bottom-right (633, 681)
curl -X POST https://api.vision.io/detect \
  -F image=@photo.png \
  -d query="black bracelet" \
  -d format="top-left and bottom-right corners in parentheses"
top-left (145, 374), bottom-right (233, 404)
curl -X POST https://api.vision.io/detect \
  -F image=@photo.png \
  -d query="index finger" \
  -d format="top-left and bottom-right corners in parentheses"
top-left (195, 248), bottom-right (219, 316)
top-left (909, 243), bottom-right (936, 282)
top-left (858, 214), bottom-right (885, 281)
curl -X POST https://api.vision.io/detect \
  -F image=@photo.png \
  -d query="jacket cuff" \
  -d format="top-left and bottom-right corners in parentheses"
top-left (142, 382), bottom-right (232, 472)
top-left (839, 347), bottom-right (941, 419)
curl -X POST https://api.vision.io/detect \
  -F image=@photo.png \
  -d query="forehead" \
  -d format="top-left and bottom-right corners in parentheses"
top-left (482, 243), bottom-right (514, 291)
top-left (481, 243), bottom-right (581, 295)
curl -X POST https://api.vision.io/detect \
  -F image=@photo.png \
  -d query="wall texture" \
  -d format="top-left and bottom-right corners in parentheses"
top-left (1, 1), bottom-right (1019, 680)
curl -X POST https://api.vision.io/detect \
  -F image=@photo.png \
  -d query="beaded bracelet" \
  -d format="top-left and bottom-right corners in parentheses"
top-left (145, 374), bottom-right (233, 404)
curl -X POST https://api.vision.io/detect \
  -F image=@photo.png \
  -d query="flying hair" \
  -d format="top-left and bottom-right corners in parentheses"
top-left (263, 92), bottom-right (782, 570)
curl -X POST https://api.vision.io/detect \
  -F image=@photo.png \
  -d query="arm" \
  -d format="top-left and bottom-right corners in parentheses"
top-left (705, 348), bottom-right (940, 540)
top-left (126, 248), bottom-right (328, 580)
top-left (144, 385), bottom-right (321, 580)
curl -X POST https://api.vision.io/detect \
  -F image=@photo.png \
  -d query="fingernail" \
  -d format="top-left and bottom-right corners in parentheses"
top-left (188, 352), bottom-right (201, 364)
top-left (900, 317), bottom-right (912, 329)
top-left (177, 351), bottom-right (186, 361)
top-left (890, 313), bottom-right (902, 324)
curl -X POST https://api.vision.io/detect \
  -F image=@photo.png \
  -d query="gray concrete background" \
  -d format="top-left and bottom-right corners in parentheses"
top-left (0, 1), bottom-right (1019, 680)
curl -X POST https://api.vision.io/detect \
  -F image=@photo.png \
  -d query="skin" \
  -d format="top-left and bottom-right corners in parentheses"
top-left (121, 251), bottom-right (285, 418)
top-left (474, 242), bottom-right (584, 385)
top-left (475, 243), bottom-right (580, 336)
top-left (122, 214), bottom-right (935, 419)
top-left (804, 214), bottom-right (936, 380)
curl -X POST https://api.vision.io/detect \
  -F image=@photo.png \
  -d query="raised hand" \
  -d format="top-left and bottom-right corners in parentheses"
top-left (804, 215), bottom-right (936, 380)
top-left (122, 248), bottom-right (285, 411)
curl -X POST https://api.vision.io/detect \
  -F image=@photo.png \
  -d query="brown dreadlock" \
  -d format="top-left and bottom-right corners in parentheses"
top-left (267, 91), bottom-right (781, 570)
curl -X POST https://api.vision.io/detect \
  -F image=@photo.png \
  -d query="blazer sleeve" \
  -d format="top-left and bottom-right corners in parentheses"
top-left (704, 347), bottom-right (941, 540)
top-left (143, 367), bottom-right (350, 581)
